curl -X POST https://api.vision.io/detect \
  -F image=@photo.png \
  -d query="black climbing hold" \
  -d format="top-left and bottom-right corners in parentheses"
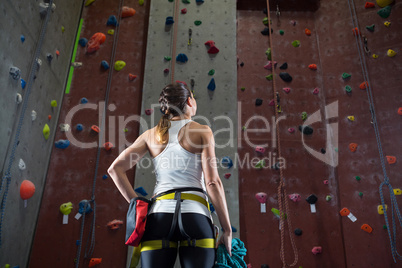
top-left (294, 228), bottom-right (303, 236)
top-left (262, 8), bottom-right (267, 15)
top-left (321, 148), bottom-right (326, 154)
top-left (9, 66), bottom-right (21, 80)
top-left (279, 62), bottom-right (288, 70)
top-left (306, 194), bottom-right (317, 204)
top-left (47, 53), bottom-right (53, 62)
top-left (261, 27), bottom-right (273, 36)
top-left (240, 62), bottom-right (244, 67)
top-left (255, 98), bottom-right (263, 106)
top-left (279, 72), bottom-right (292, 82)
top-left (79, 38), bottom-right (88, 47)
top-left (271, 162), bottom-right (280, 170)
top-left (299, 125), bottom-right (313, 135)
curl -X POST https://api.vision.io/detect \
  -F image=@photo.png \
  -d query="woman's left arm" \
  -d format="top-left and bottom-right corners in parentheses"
top-left (108, 131), bottom-right (149, 202)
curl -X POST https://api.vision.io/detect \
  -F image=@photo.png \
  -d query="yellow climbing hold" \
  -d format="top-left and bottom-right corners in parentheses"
top-left (384, 21), bottom-right (391, 27)
top-left (61, 26), bottom-right (65, 33)
top-left (85, 0), bottom-right (96, 6)
top-left (376, 0), bottom-right (394, 8)
top-left (107, 29), bottom-right (115, 35)
top-left (114, 61), bottom-right (126, 71)
top-left (347, 116), bottom-right (355, 122)
top-left (50, 100), bottom-right (57, 107)
top-left (393, 189), bottom-right (401, 195)
top-left (387, 49), bottom-right (396, 57)
top-left (139, 0), bottom-right (144, 5)
top-left (372, 54), bottom-right (378, 59)
top-left (378, 204), bottom-right (387, 215)
top-left (43, 124), bottom-right (50, 140)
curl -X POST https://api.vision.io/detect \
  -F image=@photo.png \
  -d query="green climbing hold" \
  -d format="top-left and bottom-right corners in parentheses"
top-left (326, 195), bottom-right (332, 201)
top-left (164, 56), bottom-right (171, 61)
top-left (377, 5), bottom-right (392, 18)
top-left (291, 40), bottom-right (301, 47)
top-left (255, 159), bottom-right (266, 169)
top-left (43, 124), bottom-right (50, 140)
top-left (279, 30), bottom-right (284, 35)
top-left (271, 208), bottom-right (287, 219)
top-left (265, 48), bottom-right (271, 60)
top-left (335, 148), bottom-right (338, 152)
top-left (51, 100), bottom-right (57, 107)
top-left (301, 112), bottom-right (308, 121)
top-left (342, 73), bottom-right (351, 79)
top-left (114, 60), bottom-right (126, 71)
top-left (345, 85), bottom-right (352, 93)
top-left (182, 0), bottom-right (190, 3)
top-left (124, 128), bottom-right (128, 132)
top-left (383, 225), bottom-right (387, 230)
top-left (139, 0), bottom-right (144, 6)
top-left (355, 176), bottom-right (361, 181)
top-left (366, 24), bottom-right (375, 32)
top-left (265, 74), bottom-right (273, 81)
top-left (241, 87), bottom-right (245, 91)
top-left (168, 0), bottom-right (174, 2)
top-left (194, 20), bottom-right (202, 26)
top-left (242, 126), bottom-right (246, 131)
top-left (359, 192), bottom-right (363, 197)
top-left (262, 17), bottom-right (268, 25)
top-left (208, 69), bottom-right (215, 76)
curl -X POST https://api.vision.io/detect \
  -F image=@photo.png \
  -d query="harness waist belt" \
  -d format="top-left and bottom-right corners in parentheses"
top-left (155, 192), bottom-right (209, 210)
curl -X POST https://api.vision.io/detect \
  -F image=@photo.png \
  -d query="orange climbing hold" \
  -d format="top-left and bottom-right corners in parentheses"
top-left (386, 156), bottom-right (396, 164)
top-left (339, 207), bottom-right (351, 216)
top-left (359, 81), bottom-right (368, 90)
top-left (361, 224), bottom-right (373, 233)
top-left (121, 6), bottom-right (136, 18)
top-left (364, 2), bottom-right (375, 8)
top-left (352, 27), bottom-right (360, 36)
top-left (104, 142), bottom-right (114, 151)
top-left (305, 28), bottom-right (311, 36)
top-left (20, 180), bottom-right (36, 200)
top-left (308, 64), bottom-right (317, 70)
top-left (349, 143), bottom-right (358, 152)
top-left (48, 115), bottom-right (52, 120)
top-left (91, 125), bottom-right (100, 133)
top-left (87, 33), bottom-right (106, 54)
top-left (88, 258), bottom-right (102, 267)
top-left (129, 74), bottom-right (137, 81)
top-left (56, 50), bottom-right (60, 56)
top-left (398, 107), bottom-right (402, 115)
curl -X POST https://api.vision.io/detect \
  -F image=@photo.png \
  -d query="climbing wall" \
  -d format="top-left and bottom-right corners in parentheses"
top-left (0, 0), bottom-right (82, 267)
top-left (237, 0), bottom-right (402, 267)
top-left (29, 0), bottom-right (150, 267)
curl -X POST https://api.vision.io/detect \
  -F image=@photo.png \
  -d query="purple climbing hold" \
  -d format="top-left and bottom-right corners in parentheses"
top-left (207, 78), bottom-right (216, 91)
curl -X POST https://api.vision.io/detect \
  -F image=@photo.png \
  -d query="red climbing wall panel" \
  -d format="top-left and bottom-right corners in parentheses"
top-left (30, 0), bottom-right (149, 267)
top-left (237, 1), bottom-right (401, 267)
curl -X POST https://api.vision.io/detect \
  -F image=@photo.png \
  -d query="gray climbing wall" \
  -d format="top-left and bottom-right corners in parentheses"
top-left (133, 0), bottom-right (238, 266)
top-left (0, 0), bottom-right (82, 267)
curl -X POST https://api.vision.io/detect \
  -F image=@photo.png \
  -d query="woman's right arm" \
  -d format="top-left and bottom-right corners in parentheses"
top-left (200, 125), bottom-right (232, 256)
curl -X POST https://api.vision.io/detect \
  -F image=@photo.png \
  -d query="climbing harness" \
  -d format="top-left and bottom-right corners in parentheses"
top-left (347, 0), bottom-right (402, 262)
top-left (265, 0), bottom-right (298, 267)
top-left (0, 0), bottom-right (54, 249)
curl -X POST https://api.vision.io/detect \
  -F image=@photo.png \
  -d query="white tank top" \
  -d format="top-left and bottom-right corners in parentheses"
top-left (150, 119), bottom-right (211, 220)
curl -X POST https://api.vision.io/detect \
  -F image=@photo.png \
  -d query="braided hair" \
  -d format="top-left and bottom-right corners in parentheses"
top-left (156, 82), bottom-right (192, 144)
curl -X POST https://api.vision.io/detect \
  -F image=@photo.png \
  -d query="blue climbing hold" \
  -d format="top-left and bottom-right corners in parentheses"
top-left (20, 35), bottom-right (25, 43)
top-left (80, 97), bottom-right (88, 104)
top-left (101, 60), bottom-right (110, 70)
top-left (221, 156), bottom-right (233, 168)
top-left (135, 186), bottom-right (148, 196)
top-left (21, 79), bottom-right (26, 89)
top-left (107, 15), bottom-right (118, 26)
top-left (196, 0), bottom-right (205, 3)
top-left (79, 38), bottom-right (88, 47)
top-left (102, 174), bottom-right (108, 179)
top-left (76, 240), bottom-right (81, 246)
top-left (176, 53), bottom-right (188, 63)
top-left (76, 124), bottom-right (83, 131)
top-left (231, 226), bottom-right (237, 232)
top-left (55, 139), bottom-right (70, 149)
top-left (165, 16), bottom-right (174, 25)
top-left (78, 200), bottom-right (93, 214)
top-left (207, 78), bottom-right (216, 91)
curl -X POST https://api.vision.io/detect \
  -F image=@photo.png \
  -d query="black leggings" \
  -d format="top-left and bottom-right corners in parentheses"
top-left (140, 213), bottom-right (216, 268)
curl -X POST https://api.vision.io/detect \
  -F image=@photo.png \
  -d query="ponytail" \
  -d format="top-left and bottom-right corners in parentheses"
top-left (156, 113), bottom-right (171, 144)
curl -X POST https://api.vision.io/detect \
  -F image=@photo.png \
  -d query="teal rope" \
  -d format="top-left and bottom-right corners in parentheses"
top-left (215, 238), bottom-right (248, 268)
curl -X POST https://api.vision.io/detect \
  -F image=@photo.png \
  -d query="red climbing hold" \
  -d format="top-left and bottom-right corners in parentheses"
top-left (305, 28), bottom-right (311, 36)
top-left (129, 74), bottom-right (137, 81)
top-left (364, 2), bottom-right (375, 8)
top-left (107, 219), bottom-right (124, 230)
top-left (204, 40), bottom-right (215, 46)
top-left (181, 8), bottom-right (187, 14)
top-left (48, 115), bottom-right (52, 120)
top-left (87, 33), bottom-right (106, 54)
top-left (104, 142), bottom-right (113, 151)
top-left (205, 40), bottom-right (219, 54)
top-left (20, 180), bottom-right (36, 200)
top-left (164, 68), bottom-right (169, 74)
top-left (145, 109), bottom-right (153, 115)
top-left (91, 125), bottom-right (100, 133)
top-left (398, 107), bottom-right (402, 115)
top-left (224, 173), bottom-right (231, 179)
top-left (255, 146), bottom-right (265, 153)
top-left (56, 50), bottom-right (60, 56)
top-left (122, 6), bottom-right (136, 18)
top-left (268, 99), bottom-right (275, 106)
top-left (283, 87), bottom-right (291, 94)
top-left (386, 156), bottom-right (396, 164)
top-left (349, 143), bottom-right (358, 152)
top-left (176, 80), bottom-right (187, 86)
top-left (308, 64), bottom-right (317, 70)
top-left (313, 87), bottom-right (319, 95)
top-left (288, 128), bottom-right (295, 133)
top-left (88, 258), bottom-right (102, 267)
top-left (312, 246), bottom-right (322, 255)
top-left (359, 81), bottom-right (368, 90)
top-left (352, 27), bottom-right (360, 36)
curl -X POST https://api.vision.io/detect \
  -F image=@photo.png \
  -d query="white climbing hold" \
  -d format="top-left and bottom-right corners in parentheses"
top-left (31, 110), bottom-right (37, 121)
top-left (59, 124), bottom-right (70, 132)
top-left (72, 62), bottom-right (83, 68)
top-left (39, 2), bottom-right (56, 15)
top-left (19, 159), bottom-right (26, 170)
top-left (16, 93), bottom-right (23, 104)
top-left (36, 58), bottom-right (42, 69)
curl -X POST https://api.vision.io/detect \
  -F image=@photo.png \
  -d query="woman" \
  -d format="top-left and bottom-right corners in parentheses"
top-left (108, 82), bottom-right (232, 268)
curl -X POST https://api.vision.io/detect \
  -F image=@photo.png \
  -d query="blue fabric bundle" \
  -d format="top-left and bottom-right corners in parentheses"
top-left (215, 238), bottom-right (247, 268)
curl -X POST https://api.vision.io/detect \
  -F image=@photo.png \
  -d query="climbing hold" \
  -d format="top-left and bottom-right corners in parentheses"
top-left (79, 38), bottom-right (88, 47)
top-left (255, 146), bottom-right (265, 153)
top-left (305, 28), bottom-right (311, 36)
top-left (255, 192), bottom-right (267, 203)
top-left (194, 20), bottom-right (202, 26)
top-left (224, 173), bottom-right (231, 179)
top-left (312, 88), bottom-right (319, 95)
top-left (165, 16), bottom-right (174, 25)
top-left (265, 74), bottom-right (273, 81)
top-left (129, 74), bottom-right (137, 81)
top-left (122, 6), bottom-right (136, 18)
top-left (372, 54), bottom-right (378, 59)
top-left (16, 93), bottom-right (23, 104)
top-left (398, 107), bottom-right (402, 115)
top-left (107, 220), bottom-right (124, 230)
top-left (268, 99), bottom-right (275, 106)
top-left (55, 139), bottom-right (70, 149)
top-left (143, 109), bottom-right (153, 116)
top-left (43, 124), bottom-right (50, 140)
top-left (255, 159), bottom-right (265, 169)
top-left (78, 200), bottom-right (93, 215)
top-left (87, 32), bottom-right (106, 54)
top-left (321, 148), bottom-right (326, 154)
top-left (60, 202), bottom-right (73, 215)
top-left (242, 126), bottom-right (246, 131)
top-left (91, 125), bottom-right (100, 133)
top-left (196, 0), bottom-right (204, 3)
top-left (114, 61), bottom-right (126, 71)
top-left (271, 208), bottom-right (286, 219)
top-left (135, 186), bottom-right (148, 196)
top-left (48, 115), bottom-right (52, 120)
top-left (88, 258), bottom-right (102, 267)
top-left (208, 69), bottom-right (215, 76)
top-left (312, 247), bottom-right (322, 255)
top-left (205, 40), bottom-right (219, 54)
top-left (59, 124), bottom-right (70, 132)
top-left (345, 85), bottom-right (352, 93)
top-left (163, 68), bottom-right (169, 74)
top-left (61, 26), bottom-right (65, 33)
top-left (20, 180), bottom-right (35, 200)
top-left (261, 27), bottom-right (273, 36)
top-left (387, 49), bottom-right (396, 57)
top-left (102, 174), bottom-right (108, 180)
top-left (393, 189), bottom-right (401, 195)
top-left (21, 78), bottom-right (26, 89)
top-left (378, 204), bottom-right (387, 215)
top-left (182, 0), bottom-right (190, 3)
top-left (51, 100), bottom-right (57, 107)
top-left (291, 40), bottom-right (300, 47)
top-left (376, 0), bottom-right (395, 7)
top-left (301, 112), bottom-right (308, 121)
top-left (326, 195), bottom-right (332, 201)
top-left (279, 30), bottom-right (284, 35)
top-left (323, 180), bottom-right (329, 184)
top-left (47, 53), bottom-right (53, 62)
top-left (139, 0), bottom-right (144, 5)
top-left (308, 64), bottom-right (317, 70)
top-left (21, 35), bottom-right (25, 43)
top-left (56, 50), bottom-right (60, 56)
top-left (19, 159), bottom-right (26, 170)
top-left (355, 176), bottom-right (361, 181)
top-left (107, 29), bottom-right (114, 35)
top-left (107, 15), bottom-right (118, 26)
top-left (359, 81), bottom-right (368, 90)
top-left (294, 228), bottom-right (302, 236)
top-left (366, 24), bottom-right (375, 32)
top-left (290, 20), bottom-right (296, 26)
top-left (221, 156), bottom-right (233, 168)
top-left (240, 62), bottom-right (244, 67)
top-left (181, 8), bottom-right (187, 14)
top-left (262, 17), bottom-right (268, 25)
top-left (288, 128), bottom-right (295, 133)
top-left (255, 98), bottom-right (263, 106)
top-left (289, 193), bottom-right (301, 202)
top-left (80, 97), bottom-right (88, 104)
top-left (384, 21), bottom-right (391, 27)
top-left (265, 48), bottom-right (272, 60)
top-left (279, 72), bottom-right (292, 82)
top-left (264, 61), bottom-right (277, 70)
top-left (342, 73), bottom-right (351, 79)
top-left (361, 224), bottom-right (373, 233)
top-left (208, 78), bottom-right (216, 91)
top-left (377, 5), bottom-right (392, 18)
top-left (299, 125), bottom-right (313, 135)
top-left (283, 87), bottom-right (290, 94)
top-left (85, 0), bottom-right (96, 6)
top-left (386, 156), bottom-right (396, 164)
top-left (31, 110), bottom-right (37, 121)
top-left (279, 62), bottom-right (288, 69)
top-left (347, 116), bottom-right (355, 121)
top-left (359, 192), bottom-right (364, 197)
top-left (104, 142), bottom-right (113, 151)
top-left (164, 56), bottom-right (172, 61)
top-left (349, 143), bottom-right (358, 152)
top-left (352, 27), bottom-right (360, 36)
top-left (9, 66), bottom-right (21, 80)
top-left (101, 60), bottom-right (109, 70)
top-left (176, 53), bottom-right (188, 63)
top-left (241, 87), bottom-right (245, 91)
top-left (365, 2), bottom-right (375, 8)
